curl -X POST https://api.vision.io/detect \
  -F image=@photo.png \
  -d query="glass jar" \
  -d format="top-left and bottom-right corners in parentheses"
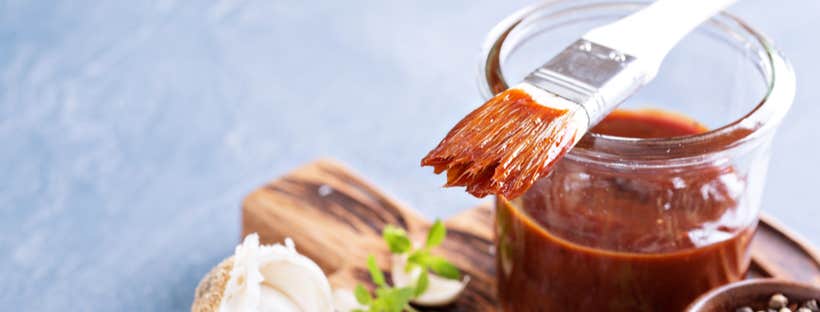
top-left (480, 1), bottom-right (795, 311)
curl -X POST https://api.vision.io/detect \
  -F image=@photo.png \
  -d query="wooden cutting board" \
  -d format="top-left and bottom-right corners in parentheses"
top-left (241, 159), bottom-right (820, 310)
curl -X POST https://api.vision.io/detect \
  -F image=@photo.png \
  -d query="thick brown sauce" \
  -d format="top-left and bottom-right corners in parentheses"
top-left (496, 109), bottom-right (754, 311)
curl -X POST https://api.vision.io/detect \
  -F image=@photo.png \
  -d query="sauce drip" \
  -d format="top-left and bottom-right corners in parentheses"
top-left (421, 88), bottom-right (582, 199)
top-left (496, 109), bottom-right (753, 312)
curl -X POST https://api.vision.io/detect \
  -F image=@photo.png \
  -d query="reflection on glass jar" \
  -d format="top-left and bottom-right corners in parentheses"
top-left (480, 1), bottom-right (795, 311)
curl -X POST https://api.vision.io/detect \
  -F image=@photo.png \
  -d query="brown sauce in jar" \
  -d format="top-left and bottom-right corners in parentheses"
top-left (496, 109), bottom-right (755, 311)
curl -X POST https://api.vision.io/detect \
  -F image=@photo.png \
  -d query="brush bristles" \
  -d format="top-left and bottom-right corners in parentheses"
top-left (422, 88), bottom-right (581, 199)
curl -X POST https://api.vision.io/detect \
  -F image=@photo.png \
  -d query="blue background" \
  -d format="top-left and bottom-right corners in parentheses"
top-left (1, 0), bottom-right (817, 310)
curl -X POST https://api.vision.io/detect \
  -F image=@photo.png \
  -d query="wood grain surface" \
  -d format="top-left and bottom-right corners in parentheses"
top-left (241, 159), bottom-right (820, 310)
top-left (751, 214), bottom-right (820, 285)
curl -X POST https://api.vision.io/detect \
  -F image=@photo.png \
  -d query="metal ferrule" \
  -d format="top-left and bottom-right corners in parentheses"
top-left (524, 39), bottom-right (647, 126)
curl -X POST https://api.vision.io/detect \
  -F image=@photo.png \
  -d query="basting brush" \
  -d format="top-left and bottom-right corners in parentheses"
top-left (422, 0), bottom-right (737, 199)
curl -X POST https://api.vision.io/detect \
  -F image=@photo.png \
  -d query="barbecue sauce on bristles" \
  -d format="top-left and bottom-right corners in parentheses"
top-left (422, 85), bottom-right (589, 199)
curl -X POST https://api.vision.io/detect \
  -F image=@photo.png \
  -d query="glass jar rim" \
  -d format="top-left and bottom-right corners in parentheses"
top-left (478, 1), bottom-right (796, 166)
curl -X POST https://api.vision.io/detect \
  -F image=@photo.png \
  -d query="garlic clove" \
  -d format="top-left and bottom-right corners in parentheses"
top-left (390, 254), bottom-right (468, 307)
top-left (218, 234), bottom-right (335, 312)
top-left (256, 240), bottom-right (334, 311)
top-left (414, 271), bottom-right (470, 306)
top-left (258, 285), bottom-right (300, 311)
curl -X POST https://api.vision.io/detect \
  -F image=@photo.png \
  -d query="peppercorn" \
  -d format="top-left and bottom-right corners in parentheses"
top-left (770, 294), bottom-right (789, 309)
top-left (804, 300), bottom-right (819, 311)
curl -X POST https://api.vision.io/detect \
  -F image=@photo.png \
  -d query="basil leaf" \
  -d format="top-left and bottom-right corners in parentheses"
top-left (394, 287), bottom-right (416, 309)
top-left (382, 225), bottom-right (412, 254)
top-left (428, 256), bottom-right (461, 279)
top-left (367, 255), bottom-right (386, 287)
top-left (407, 250), bottom-right (426, 264)
top-left (414, 269), bottom-right (429, 297)
top-left (425, 219), bottom-right (446, 248)
top-left (354, 284), bottom-right (372, 305)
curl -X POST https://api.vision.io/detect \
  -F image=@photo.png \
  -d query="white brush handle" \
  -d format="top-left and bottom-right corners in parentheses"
top-left (583, 0), bottom-right (737, 80)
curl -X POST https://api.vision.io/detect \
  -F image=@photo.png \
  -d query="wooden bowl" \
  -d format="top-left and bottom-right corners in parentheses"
top-left (685, 278), bottom-right (820, 312)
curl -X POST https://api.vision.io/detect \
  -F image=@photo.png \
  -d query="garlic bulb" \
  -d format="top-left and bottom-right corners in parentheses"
top-left (218, 234), bottom-right (334, 312)
top-left (390, 254), bottom-right (468, 307)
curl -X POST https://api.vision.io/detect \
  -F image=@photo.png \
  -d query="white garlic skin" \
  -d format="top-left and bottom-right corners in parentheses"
top-left (218, 234), bottom-right (335, 312)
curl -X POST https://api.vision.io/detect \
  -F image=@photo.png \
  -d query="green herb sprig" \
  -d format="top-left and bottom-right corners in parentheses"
top-left (351, 255), bottom-right (418, 312)
top-left (352, 220), bottom-right (462, 312)
top-left (383, 220), bottom-right (461, 281)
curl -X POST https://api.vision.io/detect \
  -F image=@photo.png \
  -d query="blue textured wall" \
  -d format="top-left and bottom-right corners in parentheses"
top-left (1, 0), bottom-right (817, 310)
